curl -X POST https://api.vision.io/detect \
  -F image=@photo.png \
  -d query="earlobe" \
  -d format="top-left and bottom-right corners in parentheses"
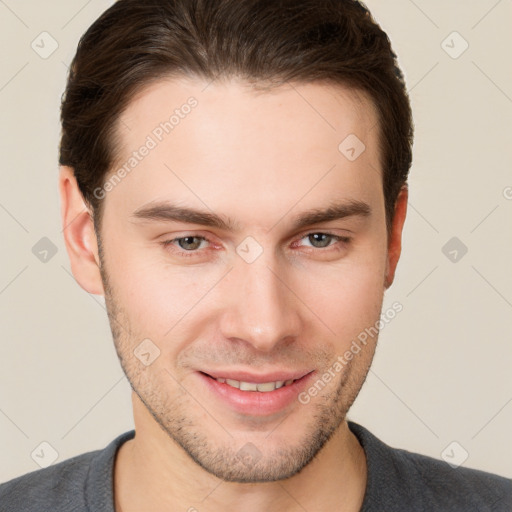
top-left (384, 185), bottom-right (408, 289)
top-left (59, 166), bottom-right (105, 295)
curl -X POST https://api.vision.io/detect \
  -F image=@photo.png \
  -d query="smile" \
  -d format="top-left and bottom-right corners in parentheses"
top-left (197, 370), bottom-right (315, 416)
top-left (214, 377), bottom-right (298, 392)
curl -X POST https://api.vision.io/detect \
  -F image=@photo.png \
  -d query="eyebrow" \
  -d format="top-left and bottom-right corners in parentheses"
top-left (131, 199), bottom-right (371, 232)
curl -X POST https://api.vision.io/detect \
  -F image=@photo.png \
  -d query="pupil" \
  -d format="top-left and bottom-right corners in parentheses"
top-left (310, 233), bottom-right (330, 248)
top-left (180, 237), bottom-right (199, 250)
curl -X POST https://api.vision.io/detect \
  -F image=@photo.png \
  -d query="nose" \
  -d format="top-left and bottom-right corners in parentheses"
top-left (218, 253), bottom-right (303, 353)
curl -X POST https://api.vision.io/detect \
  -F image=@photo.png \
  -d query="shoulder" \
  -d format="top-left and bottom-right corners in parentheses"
top-left (0, 430), bottom-right (135, 512)
top-left (0, 451), bottom-right (96, 512)
top-left (348, 422), bottom-right (512, 511)
top-left (390, 444), bottom-right (511, 510)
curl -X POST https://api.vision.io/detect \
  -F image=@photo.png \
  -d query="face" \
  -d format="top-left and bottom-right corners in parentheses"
top-left (93, 77), bottom-right (394, 482)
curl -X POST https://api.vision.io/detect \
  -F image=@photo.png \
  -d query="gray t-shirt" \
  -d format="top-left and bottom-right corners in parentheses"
top-left (1, 422), bottom-right (510, 511)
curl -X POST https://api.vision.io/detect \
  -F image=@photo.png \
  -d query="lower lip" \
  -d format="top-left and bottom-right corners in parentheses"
top-left (197, 371), bottom-right (315, 416)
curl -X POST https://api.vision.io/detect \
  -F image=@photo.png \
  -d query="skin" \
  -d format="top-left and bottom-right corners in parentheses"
top-left (59, 77), bottom-right (408, 512)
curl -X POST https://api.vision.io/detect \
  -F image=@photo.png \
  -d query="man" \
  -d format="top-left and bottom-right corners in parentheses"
top-left (1, 0), bottom-right (510, 510)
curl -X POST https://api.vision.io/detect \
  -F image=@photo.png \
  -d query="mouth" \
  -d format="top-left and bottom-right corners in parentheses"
top-left (199, 372), bottom-right (303, 392)
top-left (197, 370), bottom-right (315, 416)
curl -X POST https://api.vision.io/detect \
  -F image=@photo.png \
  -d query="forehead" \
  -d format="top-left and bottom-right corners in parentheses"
top-left (117, 77), bottom-right (379, 155)
top-left (105, 77), bottom-right (382, 229)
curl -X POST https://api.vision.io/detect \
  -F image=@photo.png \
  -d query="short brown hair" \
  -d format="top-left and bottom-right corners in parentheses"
top-left (59, 0), bottom-right (413, 233)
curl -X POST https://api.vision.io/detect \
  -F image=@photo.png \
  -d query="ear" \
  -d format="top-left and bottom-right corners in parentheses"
top-left (59, 166), bottom-right (105, 295)
top-left (384, 185), bottom-right (408, 289)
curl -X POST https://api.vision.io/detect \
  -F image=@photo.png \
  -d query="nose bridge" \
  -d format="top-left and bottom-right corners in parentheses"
top-left (219, 251), bottom-right (301, 351)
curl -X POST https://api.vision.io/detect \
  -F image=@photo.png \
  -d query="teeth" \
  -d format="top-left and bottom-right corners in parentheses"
top-left (216, 377), bottom-right (296, 392)
top-left (239, 381), bottom-right (258, 391)
top-left (256, 382), bottom-right (277, 392)
top-left (225, 379), bottom-right (240, 389)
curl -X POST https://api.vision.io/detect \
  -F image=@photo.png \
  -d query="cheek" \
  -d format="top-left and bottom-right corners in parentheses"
top-left (102, 245), bottom-right (171, 335)
top-left (106, 248), bottom-right (222, 355)
top-left (118, 272), bottom-right (199, 335)
top-left (298, 248), bottom-right (387, 344)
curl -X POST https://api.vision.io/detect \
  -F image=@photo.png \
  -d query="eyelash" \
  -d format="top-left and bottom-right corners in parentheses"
top-left (160, 232), bottom-right (351, 258)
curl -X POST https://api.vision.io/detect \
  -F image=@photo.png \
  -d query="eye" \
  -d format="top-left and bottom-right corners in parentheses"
top-left (160, 231), bottom-right (351, 259)
top-left (161, 235), bottom-right (210, 256)
top-left (296, 232), bottom-right (351, 250)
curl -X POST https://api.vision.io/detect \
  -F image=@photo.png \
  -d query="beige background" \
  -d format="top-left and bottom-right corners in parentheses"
top-left (1, 0), bottom-right (511, 482)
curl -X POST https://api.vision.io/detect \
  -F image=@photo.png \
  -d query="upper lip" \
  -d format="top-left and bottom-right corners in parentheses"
top-left (199, 369), bottom-right (314, 383)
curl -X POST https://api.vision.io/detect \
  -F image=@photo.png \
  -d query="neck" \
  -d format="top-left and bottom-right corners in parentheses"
top-left (114, 395), bottom-right (367, 512)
